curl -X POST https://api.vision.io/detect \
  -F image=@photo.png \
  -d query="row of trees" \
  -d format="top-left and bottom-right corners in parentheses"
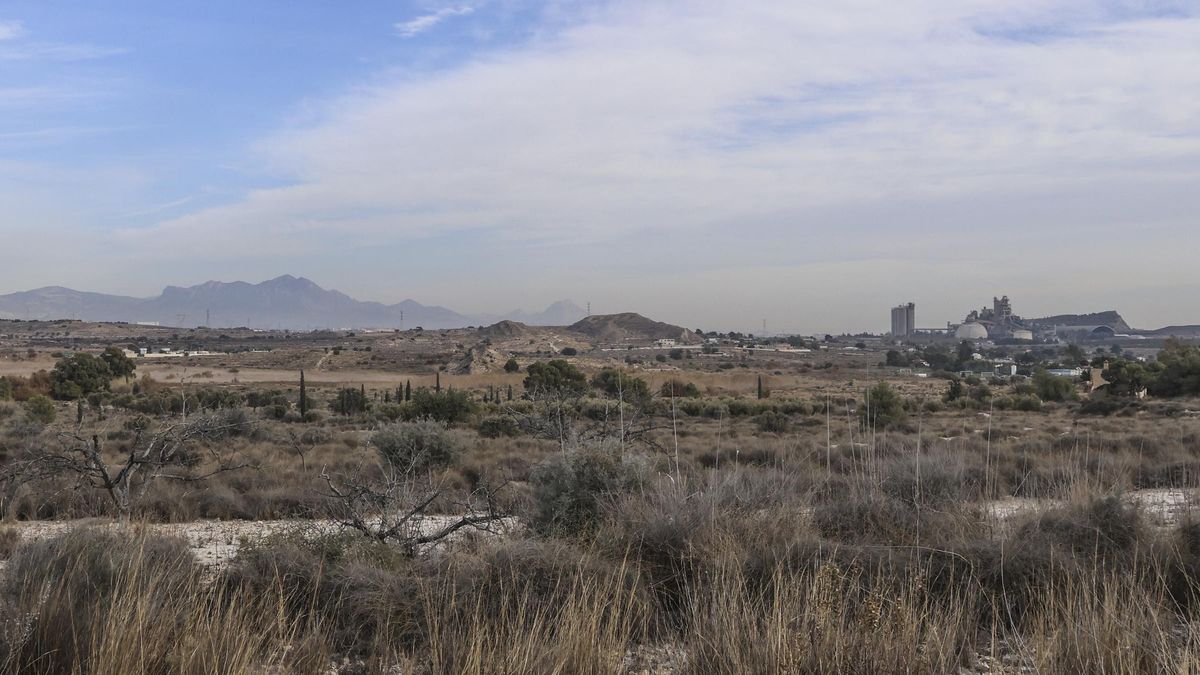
top-left (1101, 340), bottom-right (1200, 398)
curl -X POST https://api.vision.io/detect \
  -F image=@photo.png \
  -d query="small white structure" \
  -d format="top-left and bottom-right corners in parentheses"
top-left (654, 338), bottom-right (677, 348)
top-left (1046, 368), bottom-right (1082, 378)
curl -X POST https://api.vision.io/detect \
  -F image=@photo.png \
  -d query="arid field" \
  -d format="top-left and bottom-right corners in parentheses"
top-left (2, 318), bottom-right (1200, 674)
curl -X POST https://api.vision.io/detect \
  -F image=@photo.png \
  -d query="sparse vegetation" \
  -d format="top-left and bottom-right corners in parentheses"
top-left (0, 319), bottom-right (1198, 672)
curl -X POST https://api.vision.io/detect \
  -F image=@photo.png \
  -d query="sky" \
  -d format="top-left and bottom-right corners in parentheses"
top-left (1, 0), bottom-right (1198, 334)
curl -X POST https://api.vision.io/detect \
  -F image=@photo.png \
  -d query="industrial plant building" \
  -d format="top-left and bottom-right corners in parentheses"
top-left (890, 302), bottom-right (915, 338)
top-left (951, 296), bottom-right (1034, 341)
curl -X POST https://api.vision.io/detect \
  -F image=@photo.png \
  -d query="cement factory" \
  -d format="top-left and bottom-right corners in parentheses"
top-left (890, 296), bottom-right (1138, 343)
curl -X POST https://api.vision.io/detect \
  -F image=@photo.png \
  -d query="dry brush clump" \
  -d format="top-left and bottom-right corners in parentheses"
top-left (0, 526), bottom-right (330, 674)
top-left (6, 481), bottom-right (1200, 672)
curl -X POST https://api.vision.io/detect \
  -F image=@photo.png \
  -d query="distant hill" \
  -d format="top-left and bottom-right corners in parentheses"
top-left (1142, 325), bottom-right (1200, 338)
top-left (478, 320), bottom-right (532, 339)
top-left (569, 312), bottom-right (695, 343)
top-left (0, 287), bottom-right (145, 322)
top-left (477, 300), bottom-right (588, 326)
top-left (0, 276), bottom-right (471, 330)
top-left (1028, 310), bottom-right (1132, 332)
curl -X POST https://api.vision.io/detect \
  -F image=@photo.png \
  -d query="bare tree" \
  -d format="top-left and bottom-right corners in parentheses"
top-left (4, 413), bottom-right (254, 519)
top-left (284, 428), bottom-right (320, 473)
top-left (319, 461), bottom-right (508, 555)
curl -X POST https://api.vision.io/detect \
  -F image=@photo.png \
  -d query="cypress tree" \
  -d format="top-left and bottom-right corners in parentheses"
top-left (757, 375), bottom-right (763, 399)
top-left (405, 380), bottom-right (412, 401)
top-left (299, 370), bottom-right (308, 416)
top-left (435, 371), bottom-right (441, 393)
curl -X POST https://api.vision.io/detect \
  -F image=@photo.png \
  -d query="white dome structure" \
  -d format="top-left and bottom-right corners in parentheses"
top-left (955, 322), bottom-right (989, 340)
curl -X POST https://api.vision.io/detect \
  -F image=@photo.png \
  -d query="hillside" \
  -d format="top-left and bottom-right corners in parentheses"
top-left (1142, 325), bottom-right (1200, 338)
top-left (569, 312), bottom-right (695, 343)
top-left (0, 277), bottom-right (592, 332)
top-left (477, 320), bottom-right (532, 339)
top-left (1028, 310), bottom-right (1131, 332)
top-left (0, 276), bottom-right (471, 330)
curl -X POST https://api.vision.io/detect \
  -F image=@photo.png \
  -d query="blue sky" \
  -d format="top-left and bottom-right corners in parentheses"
top-left (2, 1), bottom-right (1199, 333)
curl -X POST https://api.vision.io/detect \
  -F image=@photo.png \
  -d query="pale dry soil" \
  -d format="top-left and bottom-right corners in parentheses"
top-left (1, 515), bottom-right (520, 570)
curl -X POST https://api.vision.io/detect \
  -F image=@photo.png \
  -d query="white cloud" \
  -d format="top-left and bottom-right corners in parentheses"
top-left (0, 20), bottom-right (23, 41)
top-left (395, 5), bottom-right (476, 38)
top-left (114, 0), bottom-right (1200, 329)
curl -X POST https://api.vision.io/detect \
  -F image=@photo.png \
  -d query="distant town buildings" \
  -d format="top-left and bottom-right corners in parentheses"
top-left (890, 302), bottom-right (915, 338)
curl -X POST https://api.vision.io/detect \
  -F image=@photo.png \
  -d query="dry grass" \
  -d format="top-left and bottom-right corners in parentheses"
top-left (0, 527), bottom-right (330, 674)
top-left (4, 493), bottom-right (1200, 673)
top-left (1017, 569), bottom-right (1200, 673)
top-left (684, 563), bottom-right (975, 674)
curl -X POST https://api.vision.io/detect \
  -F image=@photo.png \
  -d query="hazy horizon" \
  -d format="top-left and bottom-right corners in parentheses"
top-left (0, 273), bottom-right (1181, 336)
top-left (3, 1), bottom-right (1198, 334)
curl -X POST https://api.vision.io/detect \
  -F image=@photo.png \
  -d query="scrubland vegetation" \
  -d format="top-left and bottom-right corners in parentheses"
top-left (0, 338), bottom-right (1199, 672)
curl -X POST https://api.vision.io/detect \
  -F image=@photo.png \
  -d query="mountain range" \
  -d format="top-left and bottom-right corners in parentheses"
top-left (0, 276), bottom-right (587, 330)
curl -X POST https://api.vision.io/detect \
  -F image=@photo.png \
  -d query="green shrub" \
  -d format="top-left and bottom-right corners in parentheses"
top-left (405, 389), bottom-right (476, 424)
top-left (591, 369), bottom-right (652, 406)
top-left (478, 415), bottom-right (520, 438)
top-left (524, 360), bottom-right (587, 396)
top-left (529, 448), bottom-right (649, 536)
top-left (23, 394), bottom-right (55, 424)
top-left (49, 352), bottom-right (112, 400)
top-left (660, 380), bottom-right (701, 398)
top-left (756, 411), bottom-right (791, 433)
top-left (1013, 394), bottom-right (1042, 412)
top-left (775, 399), bottom-right (809, 415)
top-left (372, 419), bottom-right (463, 472)
top-left (1033, 370), bottom-right (1077, 402)
top-left (860, 382), bottom-right (906, 429)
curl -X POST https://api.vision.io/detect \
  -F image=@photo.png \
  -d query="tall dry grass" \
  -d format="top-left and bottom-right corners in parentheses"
top-left (6, 510), bottom-right (1200, 673)
top-left (422, 562), bottom-right (645, 674)
top-left (684, 562), bottom-right (975, 675)
top-left (0, 527), bottom-right (330, 674)
top-left (996, 560), bottom-right (1200, 674)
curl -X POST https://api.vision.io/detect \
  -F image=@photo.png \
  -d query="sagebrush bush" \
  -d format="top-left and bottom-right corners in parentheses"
top-left (372, 418), bottom-right (464, 473)
top-left (1016, 495), bottom-right (1146, 558)
top-left (477, 415), bottom-right (520, 438)
top-left (755, 410), bottom-right (791, 433)
top-left (529, 448), bottom-right (650, 536)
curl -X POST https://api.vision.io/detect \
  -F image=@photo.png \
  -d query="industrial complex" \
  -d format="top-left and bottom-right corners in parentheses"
top-left (889, 296), bottom-right (1146, 343)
